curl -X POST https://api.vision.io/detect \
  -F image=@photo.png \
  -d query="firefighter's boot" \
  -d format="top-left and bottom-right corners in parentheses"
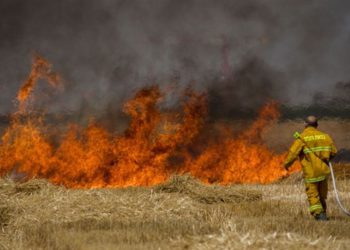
top-left (315, 212), bottom-right (328, 221)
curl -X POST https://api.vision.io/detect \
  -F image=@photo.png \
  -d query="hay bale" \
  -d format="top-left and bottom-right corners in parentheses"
top-left (154, 175), bottom-right (262, 204)
top-left (154, 175), bottom-right (203, 194)
top-left (15, 179), bottom-right (57, 194)
top-left (0, 178), bottom-right (59, 195)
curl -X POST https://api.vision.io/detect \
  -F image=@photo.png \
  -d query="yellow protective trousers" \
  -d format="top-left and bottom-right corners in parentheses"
top-left (305, 178), bottom-right (328, 216)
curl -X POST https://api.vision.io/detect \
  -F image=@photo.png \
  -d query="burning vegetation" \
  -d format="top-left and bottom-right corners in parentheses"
top-left (0, 56), bottom-right (299, 188)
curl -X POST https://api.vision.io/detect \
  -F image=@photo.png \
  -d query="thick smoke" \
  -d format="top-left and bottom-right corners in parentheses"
top-left (0, 0), bottom-right (350, 119)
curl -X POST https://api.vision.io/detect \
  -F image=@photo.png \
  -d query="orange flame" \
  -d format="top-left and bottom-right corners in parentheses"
top-left (0, 56), bottom-right (299, 188)
top-left (17, 54), bottom-right (61, 113)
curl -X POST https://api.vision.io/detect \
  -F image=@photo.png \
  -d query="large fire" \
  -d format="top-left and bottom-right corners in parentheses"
top-left (0, 56), bottom-right (299, 188)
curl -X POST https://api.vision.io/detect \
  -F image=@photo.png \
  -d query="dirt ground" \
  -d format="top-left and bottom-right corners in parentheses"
top-left (0, 171), bottom-right (350, 250)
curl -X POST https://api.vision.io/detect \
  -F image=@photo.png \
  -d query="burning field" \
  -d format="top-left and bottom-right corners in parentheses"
top-left (0, 56), bottom-right (350, 249)
top-left (1, 0), bottom-right (350, 248)
top-left (0, 55), bottom-right (300, 188)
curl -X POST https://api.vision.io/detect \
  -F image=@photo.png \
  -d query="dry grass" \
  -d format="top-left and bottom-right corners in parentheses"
top-left (0, 173), bottom-right (349, 250)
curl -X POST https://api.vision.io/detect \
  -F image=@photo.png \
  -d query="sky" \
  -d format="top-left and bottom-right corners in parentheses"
top-left (0, 0), bottom-right (350, 116)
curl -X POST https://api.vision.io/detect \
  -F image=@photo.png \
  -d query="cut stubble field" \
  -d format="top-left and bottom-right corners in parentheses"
top-left (0, 168), bottom-right (350, 250)
top-left (1, 52), bottom-right (350, 249)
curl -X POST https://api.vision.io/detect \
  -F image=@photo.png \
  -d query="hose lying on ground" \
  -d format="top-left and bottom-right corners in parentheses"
top-left (329, 162), bottom-right (350, 216)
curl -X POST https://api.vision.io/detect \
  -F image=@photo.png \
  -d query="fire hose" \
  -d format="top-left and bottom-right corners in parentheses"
top-left (328, 162), bottom-right (350, 216)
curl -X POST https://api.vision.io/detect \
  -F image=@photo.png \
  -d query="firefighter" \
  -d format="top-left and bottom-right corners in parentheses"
top-left (284, 116), bottom-right (337, 221)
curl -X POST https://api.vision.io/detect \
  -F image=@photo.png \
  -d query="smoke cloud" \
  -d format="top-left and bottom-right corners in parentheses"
top-left (0, 0), bottom-right (350, 118)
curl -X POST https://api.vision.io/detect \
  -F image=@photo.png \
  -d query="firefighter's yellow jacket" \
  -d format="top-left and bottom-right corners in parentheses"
top-left (284, 126), bottom-right (337, 183)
